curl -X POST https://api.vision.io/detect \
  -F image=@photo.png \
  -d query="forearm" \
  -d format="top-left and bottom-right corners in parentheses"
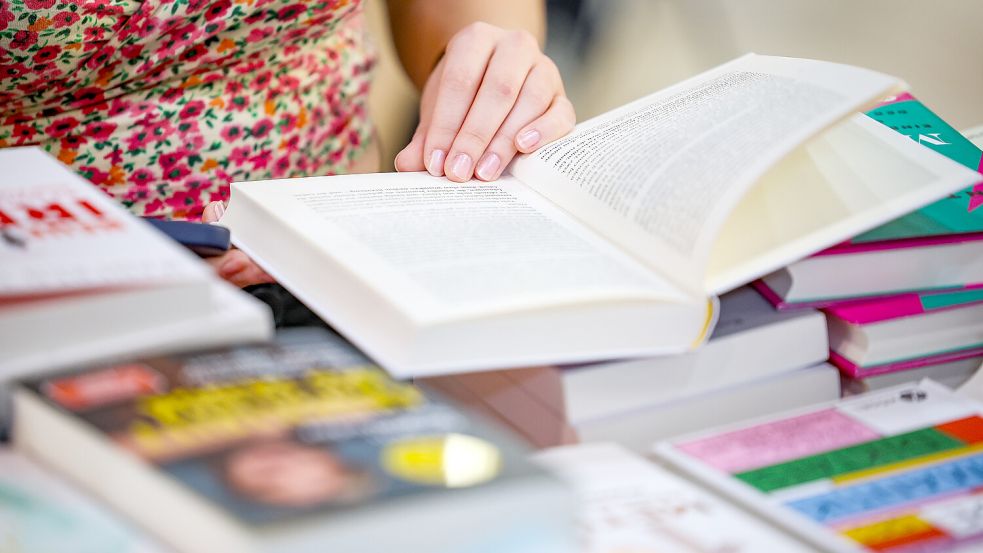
top-left (385, 0), bottom-right (546, 90)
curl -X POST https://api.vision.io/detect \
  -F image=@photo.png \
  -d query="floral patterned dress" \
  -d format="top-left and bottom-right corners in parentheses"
top-left (0, 0), bottom-right (375, 219)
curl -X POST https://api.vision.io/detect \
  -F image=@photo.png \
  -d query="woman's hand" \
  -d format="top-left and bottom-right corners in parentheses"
top-left (201, 201), bottom-right (276, 288)
top-left (394, 22), bottom-right (575, 182)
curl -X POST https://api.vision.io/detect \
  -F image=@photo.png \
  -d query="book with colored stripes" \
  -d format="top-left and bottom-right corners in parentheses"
top-left (758, 95), bottom-right (983, 308)
top-left (655, 379), bottom-right (983, 552)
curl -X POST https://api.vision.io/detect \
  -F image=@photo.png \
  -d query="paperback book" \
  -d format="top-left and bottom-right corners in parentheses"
top-left (759, 95), bottom-right (983, 308)
top-left (534, 442), bottom-right (812, 552)
top-left (0, 147), bottom-right (273, 388)
top-left (826, 286), bottom-right (983, 377)
top-left (12, 329), bottom-right (573, 553)
top-left (220, 54), bottom-right (980, 377)
top-left (656, 379), bottom-right (983, 552)
top-left (427, 285), bottom-right (828, 425)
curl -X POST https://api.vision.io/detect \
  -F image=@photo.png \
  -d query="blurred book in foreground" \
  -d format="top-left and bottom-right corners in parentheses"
top-left (0, 447), bottom-right (171, 553)
top-left (0, 147), bottom-right (273, 401)
top-left (12, 329), bottom-right (574, 553)
top-left (656, 379), bottom-right (983, 552)
top-left (758, 95), bottom-right (983, 308)
top-left (533, 442), bottom-right (813, 552)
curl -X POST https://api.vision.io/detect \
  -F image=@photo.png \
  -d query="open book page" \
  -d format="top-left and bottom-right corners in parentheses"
top-left (511, 54), bottom-right (901, 293)
top-left (706, 114), bottom-right (983, 292)
top-left (226, 173), bottom-right (693, 323)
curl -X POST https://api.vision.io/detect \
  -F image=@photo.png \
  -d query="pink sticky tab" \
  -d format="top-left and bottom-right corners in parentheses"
top-left (675, 409), bottom-right (880, 473)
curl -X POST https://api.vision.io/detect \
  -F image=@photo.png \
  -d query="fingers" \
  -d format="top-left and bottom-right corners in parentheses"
top-left (515, 94), bottom-right (576, 154)
top-left (396, 23), bottom-right (576, 182)
top-left (442, 30), bottom-right (539, 182)
top-left (473, 58), bottom-right (571, 181)
top-left (422, 23), bottom-right (496, 178)
top-left (202, 201), bottom-right (226, 223)
top-left (207, 250), bottom-right (276, 288)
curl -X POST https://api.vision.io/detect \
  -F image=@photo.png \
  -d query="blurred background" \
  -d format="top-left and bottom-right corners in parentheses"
top-left (366, 0), bottom-right (983, 167)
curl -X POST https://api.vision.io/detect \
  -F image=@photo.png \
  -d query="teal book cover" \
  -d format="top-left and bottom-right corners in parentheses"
top-left (850, 93), bottom-right (983, 244)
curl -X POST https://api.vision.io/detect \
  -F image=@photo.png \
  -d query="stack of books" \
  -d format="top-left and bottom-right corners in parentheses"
top-left (755, 94), bottom-right (983, 392)
top-left (423, 286), bottom-right (838, 451)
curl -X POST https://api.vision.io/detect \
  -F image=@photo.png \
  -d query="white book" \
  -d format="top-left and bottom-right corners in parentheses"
top-left (534, 442), bottom-right (812, 552)
top-left (427, 363), bottom-right (841, 452)
top-left (0, 447), bottom-right (171, 553)
top-left (655, 379), bottom-right (983, 552)
top-left (0, 148), bottom-right (275, 400)
top-left (574, 363), bottom-right (841, 452)
top-left (220, 54), bottom-right (981, 377)
top-left (492, 285), bottom-right (827, 422)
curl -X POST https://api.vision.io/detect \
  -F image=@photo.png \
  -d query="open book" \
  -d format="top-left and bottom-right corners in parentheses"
top-left (221, 54), bottom-right (981, 377)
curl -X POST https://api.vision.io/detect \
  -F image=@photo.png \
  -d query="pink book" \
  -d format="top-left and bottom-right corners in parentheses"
top-left (825, 286), bottom-right (983, 377)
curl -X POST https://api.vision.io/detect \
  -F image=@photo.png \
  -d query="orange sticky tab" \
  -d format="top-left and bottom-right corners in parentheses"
top-left (937, 416), bottom-right (983, 444)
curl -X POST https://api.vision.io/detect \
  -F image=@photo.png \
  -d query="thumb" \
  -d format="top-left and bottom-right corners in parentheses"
top-left (202, 201), bottom-right (226, 223)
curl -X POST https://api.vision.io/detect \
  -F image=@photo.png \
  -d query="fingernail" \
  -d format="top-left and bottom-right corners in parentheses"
top-left (475, 153), bottom-right (501, 181)
top-left (211, 202), bottom-right (225, 220)
top-left (449, 153), bottom-right (472, 180)
top-left (428, 149), bottom-right (446, 176)
top-left (517, 129), bottom-right (541, 150)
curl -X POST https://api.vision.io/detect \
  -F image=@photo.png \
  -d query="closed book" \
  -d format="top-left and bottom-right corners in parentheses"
top-left (434, 285), bottom-right (827, 424)
top-left (12, 329), bottom-right (574, 553)
top-left (656, 379), bottom-right (983, 552)
top-left (428, 363), bottom-right (841, 452)
top-left (0, 147), bottom-right (274, 389)
top-left (825, 287), bottom-right (983, 377)
top-left (533, 442), bottom-right (812, 552)
top-left (760, 95), bottom-right (983, 307)
top-left (842, 355), bottom-right (983, 395)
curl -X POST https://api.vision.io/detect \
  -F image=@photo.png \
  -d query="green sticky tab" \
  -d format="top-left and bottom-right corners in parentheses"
top-left (921, 288), bottom-right (983, 311)
top-left (734, 428), bottom-right (964, 493)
